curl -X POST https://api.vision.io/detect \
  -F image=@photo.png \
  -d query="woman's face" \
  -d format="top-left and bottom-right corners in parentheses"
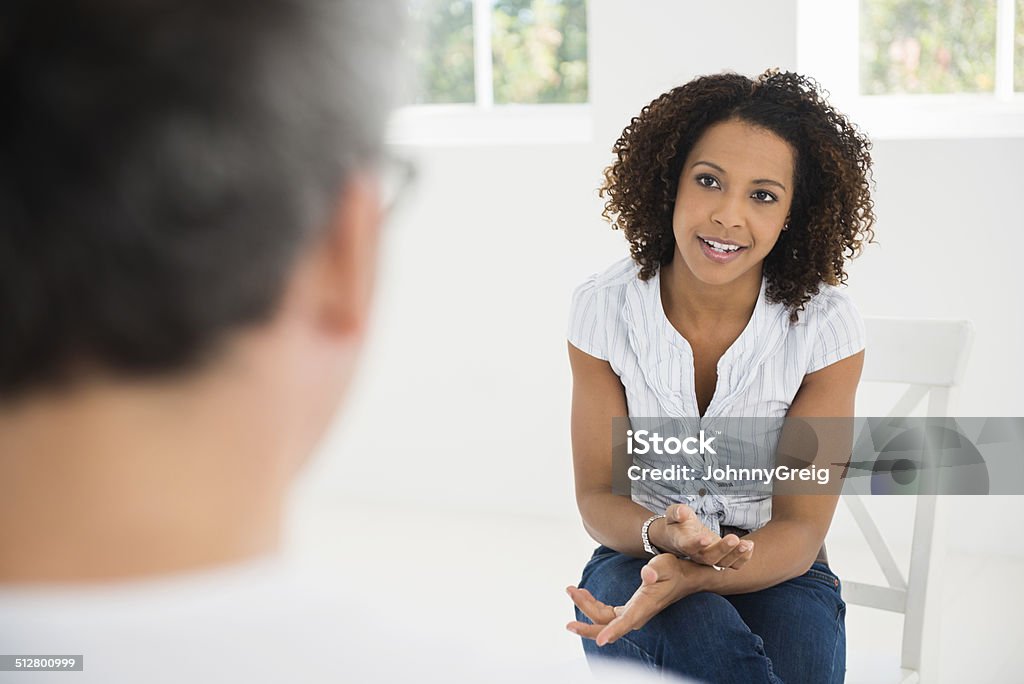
top-left (671, 118), bottom-right (795, 288)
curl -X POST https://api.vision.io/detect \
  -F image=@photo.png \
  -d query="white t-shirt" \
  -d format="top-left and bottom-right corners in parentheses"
top-left (0, 554), bottom-right (421, 684)
top-left (567, 257), bottom-right (865, 532)
top-left (0, 552), bottom-right (672, 684)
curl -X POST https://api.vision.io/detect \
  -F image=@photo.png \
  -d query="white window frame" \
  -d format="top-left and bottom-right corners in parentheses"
top-left (796, 0), bottom-right (1024, 139)
top-left (387, 0), bottom-right (592, 146)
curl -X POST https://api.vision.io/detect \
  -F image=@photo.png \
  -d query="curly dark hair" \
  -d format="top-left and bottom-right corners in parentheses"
top-left (599, 69), bottom-right (875, 322)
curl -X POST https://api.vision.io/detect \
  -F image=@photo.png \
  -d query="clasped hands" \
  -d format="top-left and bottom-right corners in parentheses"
top-left (566, 503), bottom-right (754, 647)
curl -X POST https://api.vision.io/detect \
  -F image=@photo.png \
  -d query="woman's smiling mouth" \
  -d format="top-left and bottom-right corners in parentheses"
top-left (698, 236), bottom-right (748, 262)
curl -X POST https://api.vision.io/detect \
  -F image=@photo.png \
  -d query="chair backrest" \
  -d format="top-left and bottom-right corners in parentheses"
top-left (841, 317), bottom-right (973, 680)
top-left (861, 318), bottom-right (973, 387)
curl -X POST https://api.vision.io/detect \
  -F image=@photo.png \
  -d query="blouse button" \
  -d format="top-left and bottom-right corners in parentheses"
top-left (698, 488), bottom-right (707, 496)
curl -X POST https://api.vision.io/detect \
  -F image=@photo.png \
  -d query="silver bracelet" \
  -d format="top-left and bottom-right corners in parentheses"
top-left (641, 514), bottom-right (666, 556)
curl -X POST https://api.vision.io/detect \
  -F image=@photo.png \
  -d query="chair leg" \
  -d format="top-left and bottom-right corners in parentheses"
top-left (901, 494), bottom-right (947, 680)
top-left (899, 668), bottom-right (921, 684)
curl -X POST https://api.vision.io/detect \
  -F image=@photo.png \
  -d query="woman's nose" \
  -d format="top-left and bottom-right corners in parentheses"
top-left (710, 192), bottom-right (745, 229)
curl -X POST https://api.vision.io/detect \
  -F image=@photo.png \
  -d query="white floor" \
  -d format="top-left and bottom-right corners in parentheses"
top-left (285, 499), bottom-right (1024, 684)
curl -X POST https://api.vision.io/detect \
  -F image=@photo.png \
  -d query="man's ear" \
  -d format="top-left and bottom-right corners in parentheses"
top-left (312, 172), bottom-right (382, 339)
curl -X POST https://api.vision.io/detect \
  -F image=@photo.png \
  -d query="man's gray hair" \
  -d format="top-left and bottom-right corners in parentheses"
top-left (0, 0), bottom-right (404, 397)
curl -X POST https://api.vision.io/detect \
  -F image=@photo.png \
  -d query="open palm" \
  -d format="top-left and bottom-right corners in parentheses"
top-left (566, 554), bottom-right (690, 647)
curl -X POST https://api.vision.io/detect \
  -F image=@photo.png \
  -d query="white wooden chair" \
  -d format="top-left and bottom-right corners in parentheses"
top-left (840, 318), bottom-right (974, 683)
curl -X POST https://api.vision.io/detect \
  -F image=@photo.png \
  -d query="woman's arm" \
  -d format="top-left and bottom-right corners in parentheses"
top-left (569, 342), bottom-right (749, 565)
top-left (681, 349), bottom-right (865, 595)
top-left (568, 349), bottom-right (864, 645)
top-left (569, 341), bottom-right (668, 558)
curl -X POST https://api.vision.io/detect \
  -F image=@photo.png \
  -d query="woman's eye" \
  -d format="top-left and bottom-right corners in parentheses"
top-left (696, 175), bottom-right (719, 189)
top-left (752, 190), bottom-right (777, 203)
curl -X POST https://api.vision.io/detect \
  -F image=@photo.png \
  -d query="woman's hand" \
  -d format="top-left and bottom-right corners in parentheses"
top-left (650, 503), bottom-right (754, 569)
top-left (566, 554), bottom-right (699, 646)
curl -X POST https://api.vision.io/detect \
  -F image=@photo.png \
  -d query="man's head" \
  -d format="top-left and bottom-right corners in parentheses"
top-left (0, 0), bottom-right (403, 581)
top-left (0, 0), bottom-right (400, 403)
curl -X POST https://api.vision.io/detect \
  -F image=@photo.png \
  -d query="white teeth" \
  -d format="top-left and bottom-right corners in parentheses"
top-left (703, 238), bottom-right (741, 253)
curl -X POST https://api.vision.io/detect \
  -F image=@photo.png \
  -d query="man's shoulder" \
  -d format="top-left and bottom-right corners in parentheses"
top-left (0, 559), bottom-right (672, 683)
top-left (0, 559), bottom-right (382, 683)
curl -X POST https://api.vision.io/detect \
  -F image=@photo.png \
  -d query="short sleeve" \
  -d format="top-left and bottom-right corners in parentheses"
top-left (567, 276), bottom-right (609, 360)
top-left (806, 290), bottom-right (866, 374)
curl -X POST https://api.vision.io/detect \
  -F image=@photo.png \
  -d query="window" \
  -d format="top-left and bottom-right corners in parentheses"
top-left (406, 0), bottom-right (476, 104)
top-left (393, 0), bottom-right (591, 144)
top-left (1018, 0), bottom-right (1024, 91)
top-left (797, 0), bottom-right (1024, 137)
top-left (492, 0), bottom-right (588, 104)
top-left (406, 0), bottom-right (587, 106)
top-left (860, 1), bottom-right (999, 95)
top-left (859, 0), bottom-right (1023, 96)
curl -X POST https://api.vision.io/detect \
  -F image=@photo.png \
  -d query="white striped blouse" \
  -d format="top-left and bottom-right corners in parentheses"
top-left (567, 257), bottom-right (865, 534)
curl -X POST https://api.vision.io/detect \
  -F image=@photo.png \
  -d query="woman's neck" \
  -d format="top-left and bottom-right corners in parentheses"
top-left (660, 257), bottom-right (763, 329)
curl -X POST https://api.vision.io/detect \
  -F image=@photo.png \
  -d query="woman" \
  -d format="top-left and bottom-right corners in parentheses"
top-left (564, 69), bottom-right (875, 683)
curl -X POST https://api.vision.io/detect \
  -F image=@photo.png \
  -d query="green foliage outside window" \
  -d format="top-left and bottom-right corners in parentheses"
top-left (860, 0), bottom-right (997, 94)
top-left (1017, 0), bottom-right (1024, 91)
top-left (408, 0), bottom-right (476, 104)
top-left (492, 0), bottom-right (588, 104)
top-left (406, 0), bottom-right (588, 105)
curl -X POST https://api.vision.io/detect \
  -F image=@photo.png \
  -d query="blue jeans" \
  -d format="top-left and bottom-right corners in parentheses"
top-left (575, 545), bottom-right (846, 684)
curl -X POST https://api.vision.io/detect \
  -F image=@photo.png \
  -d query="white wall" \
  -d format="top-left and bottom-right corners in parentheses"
top-left (292, 1), bottom-right (1024, 554)
top-left (847, 137), bottom-right (1024, 417)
